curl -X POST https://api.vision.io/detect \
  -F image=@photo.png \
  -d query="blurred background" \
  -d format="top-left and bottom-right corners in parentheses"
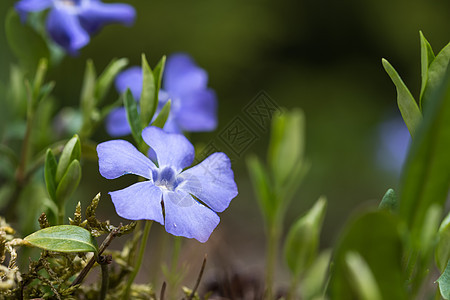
top-left (1, 0), bottom-right (450, 292)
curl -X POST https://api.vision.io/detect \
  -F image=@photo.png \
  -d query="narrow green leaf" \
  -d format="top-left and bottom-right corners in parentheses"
top-left (153, 55), bottom-right (166, 100)
top-left (422, 41), bottom-right (450, 111)
top-left (419, 31), bottom-right (435, 104)
top-left (124, 89), bottom-right (143, 146)
top-left (80, 59), bottom-right (97, 112)
top-left (95, 57), bottom-right (128, 105)
top-left (268, 109), bottom-right (305, 187)
top-left (328, 210), bottom-right (407, 299)
top-left (24, 225), bottom-right (98, 253)
top-left (151, 100), bottom-right (171, 128)
top-left (301, 250), bottom-right (331, 300)
top-left (345, 251), bottom-right (382, 300)
top-left (436, 212), bottom-right (450, 271)
top-left (55, 160), bottom-right (81, 203)
top-left (55, 135), bottom-right (81, 183)
top-left (284, 196), bottom-right (327, 277)
top-left (399, 65), bottom-right (450, 240)
top-left (32, 58), bottom-right (49, 103)
top-left (140, 54), bottom-right (156, 128)
top-left (378, 188), bottom-right (398, 211)
top-left (5, 9), bottom-right (49, 71)
top-left (438, 260), bottom-right (450, 300)
top-left (382, 59), bottom-right (422, 137)
top-left (246, 154), bottom-right (275, 224)
top-left (44, 149), bottom-right (58, 202)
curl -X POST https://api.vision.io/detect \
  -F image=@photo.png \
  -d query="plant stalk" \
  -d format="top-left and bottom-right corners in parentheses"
top-left (122, 220), bottom-right (153, 299)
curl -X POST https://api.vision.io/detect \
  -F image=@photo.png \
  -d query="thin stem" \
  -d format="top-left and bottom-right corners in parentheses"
top-left (71, 226), bottom-right (121, 287)
top-left (99, 255), bottom-right (112, 300)
top-left (264, 223), bottom-right (280, 300)
top-left (122, 220), bottom-right (153, 299)
top-left (187, 255), bottom-right (207, 300)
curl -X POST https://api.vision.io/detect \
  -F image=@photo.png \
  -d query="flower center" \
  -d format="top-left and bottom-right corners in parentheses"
top-left (154, 167), bottom-right (181, 191)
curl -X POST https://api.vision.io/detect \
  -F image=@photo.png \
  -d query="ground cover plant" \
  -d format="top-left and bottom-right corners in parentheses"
top-left (0, 1), bottom-right (449, 299)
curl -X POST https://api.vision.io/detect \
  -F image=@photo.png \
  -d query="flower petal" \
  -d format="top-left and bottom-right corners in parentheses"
top-left (141, 126), bottom-right (194, 171)
top-left (97, 140), bottom-right (156, 179)
top-left (14, 0), bottom-right (52, 21)
top-left (115, 66), bottom-right (142, 100)
top-left (177, 89), bottom-right (217, 132)
top-left (46, 7), bottom-right (90, 55)
top-left (163, 190), bottom-right (219, 243)
top-left (179, 153), bottom-right (238, 213)
top-left (106, 107), bottom-right (131, 137)
top-left (78, 1), bottom-right (136, 34)
top-left (110, 181), bottom-right (163, 224)
top-left (164, 53), bottom-right (208, 96)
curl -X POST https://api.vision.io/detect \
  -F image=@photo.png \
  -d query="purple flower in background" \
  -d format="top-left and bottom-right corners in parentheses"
top-left (106, 53), bottom-right (217, 136)
top-left (97, 126), bottom-right (237, 242)
top-left (376, 117), bottom-right (411, 173)
top-left (15, 0), bottom-right (136, 55)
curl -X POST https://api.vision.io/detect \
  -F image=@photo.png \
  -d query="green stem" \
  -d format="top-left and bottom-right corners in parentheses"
top-left (122, 220), bottom-right (153, 299)
top-left (99, 262), bottom-right (109, 300)
top-left (265, 222), bottom-right (281, 299)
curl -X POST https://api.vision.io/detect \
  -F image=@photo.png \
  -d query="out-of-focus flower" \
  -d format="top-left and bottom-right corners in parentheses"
top-left (106, 53), bottom-right (217, 136)
top-left (376, 117), bottom-right (411, 173)
top-left (97, 126), bottom-right (237, 242)
top-left (15, 0), bottom-right (136, 55)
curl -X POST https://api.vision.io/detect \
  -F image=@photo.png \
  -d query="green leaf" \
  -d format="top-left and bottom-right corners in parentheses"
top-left (24, 225), bottom-right (98, 253)
top-left (55, 160), bottom-right (81, 203)
top-left (419, 31), bottom-right (435, 104)
top-left (124, 89), bottom-right (143, 146)
top-left (438, 260), bottom-right (450, 300)
top-left (436, 212), bottom-right (450, 271)
top-left (5, 9), bottom-right (49, 71)
top-left (345, 251), bottom-right (382, 300)
top-left (378, 188), bottom-right (398, 211)
top-left (246, 154), bottom-right (275, 224)
top-left (44, 149), bottom-right (58, 202)
top-left (80, 60), bottom-right (97, 113)
top-left (328, 210), bottom-right (407, 299)
top-left (382, 59), bottom-right (422, 137)
top-left (55, 135), bottom-right (81, 183)
top-left (151, 100), bottom-right (171, 128)
top-left (268, 109), bottom-right (305, 187)
top-left (399, 64), bottom-right (450, 241)
top-left (154, 56), bottom-right (166, 97)
top-left (95, 57), bottom-right (128, 105)
top-left (422, 41), bottom-right (450, 111)
top-left (140, 54), bottom-right (156, 128)
top-left (32, 58), bottom-right (49, 103)
top-left (301, 250), bottom-right (331, 300)
top-left (284, 196), bottom-right (327, 277)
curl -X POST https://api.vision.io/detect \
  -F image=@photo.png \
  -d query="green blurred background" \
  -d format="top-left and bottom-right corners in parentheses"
top-left (1, 0), bottom-right (450, 288)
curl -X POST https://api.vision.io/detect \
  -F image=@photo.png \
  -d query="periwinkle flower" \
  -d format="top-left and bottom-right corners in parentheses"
top-left (97, 126), bottom-right (238, 242)
top-left (15, 0), bottom-right (136, 55)
top-left (106, 53), bottom-right (217, 136)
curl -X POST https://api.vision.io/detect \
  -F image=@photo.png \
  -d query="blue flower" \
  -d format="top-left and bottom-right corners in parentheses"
top-left (15, 0), bottom-right (136, 55)
top-left (97, 126), bottom-right (238, 242)
top-left (106, 53), bottom-right (217, 136)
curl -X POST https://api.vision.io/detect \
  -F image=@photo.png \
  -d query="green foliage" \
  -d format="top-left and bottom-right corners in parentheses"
top-left (399, 62), bottom-right (450, 243)
top-left (140, 54), bottom-right (166, 128)
top-left (55, 135), bottom-right (81, 183)
top-left (55, 159), bottom-right (81, 204)
top-left (419, 31), bottom-right (435, 104)
top-left (124, 89), bottom-right (144, 147)
top-left (438, 261), bottom-right (450, 299)
top-left (301, 250), bottom-right (331, 300)
top-left (378, 188), bottom-right (398, 211)
top-left (345, 251), bottom-right (382, 300)
top-left (421, 40), bottom-right (450, 111)
top-left (284, 196), bottom-right (327, 277)
top-left (382, 58), bottom-right (422, 137)
top-left (24, 225), bottom-right (98, 253)
top-left (5, 9), bottom-right (49, 71)
top-left (44, 149), bottom-right (57, 202)
top-left (436, 211), bottom-right (450, 271)
top-left (151, 99), bottom-right (171, 128)
top-left (328, 210), bottom-right (407, 300)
